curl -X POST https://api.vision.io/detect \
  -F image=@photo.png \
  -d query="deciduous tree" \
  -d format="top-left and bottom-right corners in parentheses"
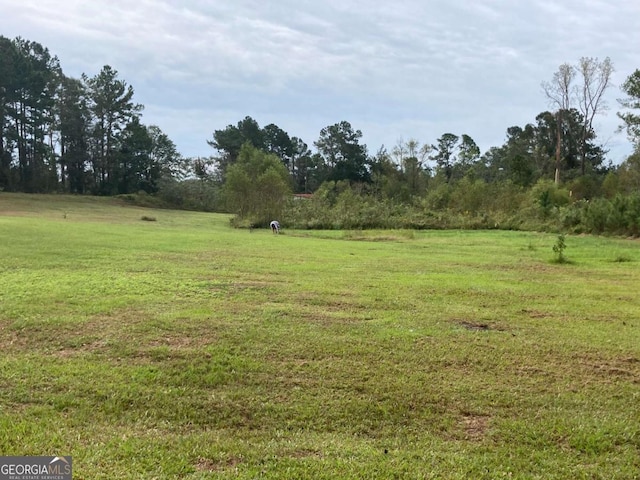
top-left (223, 143), bottom-right (292, 224)
top-left (147, 125), bottom-right (185, 180)
top-left (391, 138), bottom-right (431, 195)
top-left (618, 69), bottom-right (640, 150)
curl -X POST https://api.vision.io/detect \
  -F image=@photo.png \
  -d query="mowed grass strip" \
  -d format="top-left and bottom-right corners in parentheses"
top-left (0, 193), bottom-right (639, 479)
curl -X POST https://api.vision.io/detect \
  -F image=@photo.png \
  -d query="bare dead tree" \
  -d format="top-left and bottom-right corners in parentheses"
top-left (391, 138), bottom-right (407, 172)
top-left (575, 57), bottom-right (613, 175)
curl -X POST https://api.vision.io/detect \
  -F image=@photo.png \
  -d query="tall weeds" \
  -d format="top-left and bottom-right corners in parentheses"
top-left (281, 182), bottom-right (640, 236)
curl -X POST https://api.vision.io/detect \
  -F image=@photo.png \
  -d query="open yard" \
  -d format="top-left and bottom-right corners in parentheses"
top-left (0, 193), bottom-right (639, 479)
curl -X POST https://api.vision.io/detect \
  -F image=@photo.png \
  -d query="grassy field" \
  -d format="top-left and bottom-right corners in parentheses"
top-left (0, 193), bottom-right (639, 479)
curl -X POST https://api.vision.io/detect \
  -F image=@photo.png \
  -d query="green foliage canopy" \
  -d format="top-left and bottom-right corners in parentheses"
top-left (224, 143), bottom-right (292, 225)
top-left (315, 121), bottom-right (370, 184)
top-left (618, 69), bottom-right (640, 150)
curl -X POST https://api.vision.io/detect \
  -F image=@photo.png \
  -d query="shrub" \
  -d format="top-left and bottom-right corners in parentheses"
top-left (156, 178), bottom-right (222, 212)
top-left (529, 180), bottom-right (571, 218)
top-left (552, 234), bottom-right (568, 263)
top-left (566, 175), bottom-right (601, 200)
top-left (558, 201), bottom-right (586, 232)
top-left (118, 191), bottom-right (166, 209)
top-left (281, 180), bottom-right (640, 236)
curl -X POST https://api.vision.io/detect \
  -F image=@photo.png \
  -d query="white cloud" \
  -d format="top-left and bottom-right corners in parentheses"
top-left (1, 0), bottom-right (638, 162)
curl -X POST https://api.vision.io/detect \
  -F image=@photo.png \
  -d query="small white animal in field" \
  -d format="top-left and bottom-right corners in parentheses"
top-left (270, 220), bottom-right (280, 234)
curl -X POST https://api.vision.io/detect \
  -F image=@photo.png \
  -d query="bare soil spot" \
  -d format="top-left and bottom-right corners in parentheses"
top-left (195, 457), bottom-right (242, 472)
top-left (461, 414), bottom-right (489, 441)
top-left (290, 449), bottom-right (323, 459)
top-left (456, 320), bottom-right (505, 332)
top-left (521, 308), bottom-right (551, 319)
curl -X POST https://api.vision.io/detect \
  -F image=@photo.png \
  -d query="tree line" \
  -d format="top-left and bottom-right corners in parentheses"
top-left (0, 36), bottom-right (184, 195)
top-left (2, 36), bottom-right (640, 234)
top-left (209, 57), bottom-right (640, 234)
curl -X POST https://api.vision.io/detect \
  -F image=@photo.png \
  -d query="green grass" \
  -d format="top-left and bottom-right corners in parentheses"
top-left (1, 193), bottom-right (639, 479)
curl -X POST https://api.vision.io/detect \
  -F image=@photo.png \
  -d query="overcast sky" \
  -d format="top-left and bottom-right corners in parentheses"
top-left (3, 0), bottom-right (639, 163)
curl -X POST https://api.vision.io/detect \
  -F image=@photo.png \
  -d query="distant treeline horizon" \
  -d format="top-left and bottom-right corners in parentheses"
top-left (2, 35), bottom-right (640, 236)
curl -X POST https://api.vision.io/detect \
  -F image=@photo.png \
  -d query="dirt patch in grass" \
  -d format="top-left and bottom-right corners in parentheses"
top-left (456, 320), bottom-right (506, 332)
top-left (195, 457), bottom-right (242, 473)
top-left (459, 321), bottom-right (491, 331)
top-left (295, 292), bottom-right (361, 307)
top-left (521, 308), bottom-right (552, 319)
top-left (145, 331), bottom-right (214, 349)
top-left (572, 354), bottom-right (640, 384)
top-left (461, 414), bottom-right (490, 441)
top-left (3, 308), bottom-right (218, 361)
top-left (289, 449), bottom-right (324, 459)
